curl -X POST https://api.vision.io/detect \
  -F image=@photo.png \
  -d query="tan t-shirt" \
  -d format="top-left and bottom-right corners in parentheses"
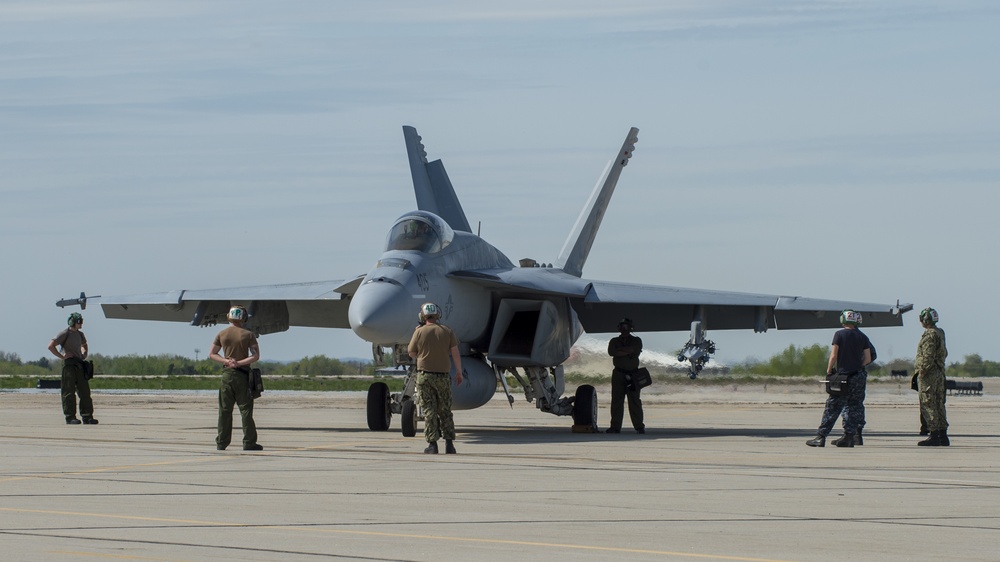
top-left (408, 323), bottom-right (458, 373)
top-left (212, 325), bottom-right (258, 362)
top-left (54, 329), bottom-right (88, 359)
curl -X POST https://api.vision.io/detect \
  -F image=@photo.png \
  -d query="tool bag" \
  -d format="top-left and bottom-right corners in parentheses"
top-left (626, 367), bottom-right (653, 391)
top-left (825, 372), bottom-right (852, 396)
top-left (249, 368), bottom-right (264, 399)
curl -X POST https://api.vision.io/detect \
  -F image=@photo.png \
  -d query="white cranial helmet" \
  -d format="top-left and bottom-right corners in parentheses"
top-left (840, 309), bottom-right (862, 326)
top-left (228, 306), bottom-right (248, 323)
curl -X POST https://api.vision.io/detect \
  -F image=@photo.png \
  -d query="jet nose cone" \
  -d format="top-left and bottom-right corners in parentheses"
top-left (348, 280), bottom-right (416, 344)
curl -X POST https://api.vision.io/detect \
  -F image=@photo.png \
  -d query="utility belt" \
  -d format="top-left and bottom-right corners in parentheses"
top-left (419, 370), bottom-right (449, 376)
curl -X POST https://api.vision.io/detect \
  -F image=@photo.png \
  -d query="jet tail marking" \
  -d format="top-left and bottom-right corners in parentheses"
top-left (556, 127), bottom-right (639, 278)
top-left (403, 125), bottom-right (472, 233)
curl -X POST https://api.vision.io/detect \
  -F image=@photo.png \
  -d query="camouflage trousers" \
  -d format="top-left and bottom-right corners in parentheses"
top-left (417, 371), bottom-right (455, 443)
top-left (217, 368), bottom-right (258, 449)
top-left (61, 358), bottom-right (94, 420)
top-left (817, 370), bottom-right (867, 436)
top-left (918, 370), bottom-right (949, 432)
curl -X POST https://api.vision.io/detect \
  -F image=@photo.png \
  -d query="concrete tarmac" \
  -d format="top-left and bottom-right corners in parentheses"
top-left (1, 382), bottom-right (998, 562)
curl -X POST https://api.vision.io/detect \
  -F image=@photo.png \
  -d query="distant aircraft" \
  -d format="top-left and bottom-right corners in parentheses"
top-left (59, 126), bottom-right (912, 434)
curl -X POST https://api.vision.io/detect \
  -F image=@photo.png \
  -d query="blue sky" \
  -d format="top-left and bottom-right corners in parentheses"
top-left (2, 1), bottom-right (998, 365)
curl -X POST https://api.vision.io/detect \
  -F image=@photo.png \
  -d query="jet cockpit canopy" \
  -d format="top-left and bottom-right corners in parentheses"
top-left (385, 211), bottom-right (455, 253)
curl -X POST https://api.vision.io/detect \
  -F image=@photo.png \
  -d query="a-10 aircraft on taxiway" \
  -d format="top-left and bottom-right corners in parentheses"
top-left (58, 126), bottom-right (912, 435)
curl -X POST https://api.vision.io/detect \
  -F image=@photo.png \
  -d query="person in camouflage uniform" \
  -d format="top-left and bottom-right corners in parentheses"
top-left (47, 312), bottom-right (98, 425)
top-left (408, 303), bottom-right (463, 454)
top-left (915, 307), bottom-right (949, 446)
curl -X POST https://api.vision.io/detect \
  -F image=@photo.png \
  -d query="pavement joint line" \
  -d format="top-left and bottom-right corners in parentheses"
top-left (0, 507), bottom-right (796, 561)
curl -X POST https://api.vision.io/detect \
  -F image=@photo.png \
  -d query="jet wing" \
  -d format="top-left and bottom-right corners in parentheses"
top-left (575, 280), bottom-right (907, 333)
top-left (450, 270), bottom-right (906, 333)
top-left (99, 277), bottom-right (363, 335)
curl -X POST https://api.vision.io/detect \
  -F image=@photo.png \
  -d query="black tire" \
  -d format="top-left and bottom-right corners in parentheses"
top-left (367, 382), bottom-right (391, 431)
top-left (401, 399), bottom-right (418, 438)
top-left (572, 384), bottom-right (597, 427)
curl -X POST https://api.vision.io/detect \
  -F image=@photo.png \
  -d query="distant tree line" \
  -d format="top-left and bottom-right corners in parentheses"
top-left (3, 347), bottom-right (999, 378)
top-left (728, 345), bottom-right (1000, 378)
top-left (0, 351), bottom-right (374, 378)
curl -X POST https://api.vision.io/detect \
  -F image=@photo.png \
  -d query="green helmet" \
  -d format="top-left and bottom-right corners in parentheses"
top-left (67, 312), bottom-right (83, 326)
top-left (919, 307), bottom-right (939, 325)
top-left (839, 309), bottom-right (862, 326)
top-left (227, 306), bottom-right (249, 323)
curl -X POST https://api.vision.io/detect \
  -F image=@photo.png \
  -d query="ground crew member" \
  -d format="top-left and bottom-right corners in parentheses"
top-left (47, 312), bottom-right (98, 425)
top-left (408, 302), bottom-right (463, 454)
top-left (606, 318), bottom-right (645, 434)
top-left (807, 310), bottom-right (872, 448)
top-left (209, 306), bottom-right (263, 451)
top-left (915, 307), bottom-right (949, 446)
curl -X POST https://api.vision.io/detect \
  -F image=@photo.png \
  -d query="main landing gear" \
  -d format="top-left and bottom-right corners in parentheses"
top-left (496, 365), bottom-right (599, 431)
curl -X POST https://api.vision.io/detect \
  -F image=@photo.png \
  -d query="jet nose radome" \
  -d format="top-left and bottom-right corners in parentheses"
top-left (348, 280), bottom-right (417, 344)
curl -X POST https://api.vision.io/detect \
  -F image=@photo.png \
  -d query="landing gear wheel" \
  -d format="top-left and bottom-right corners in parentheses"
top-left (367, 382), bottom-right (391, 431)
top-left (572, 384), bottom-right (598, 428)
top-left (401, 399), bottom-right (418, 438)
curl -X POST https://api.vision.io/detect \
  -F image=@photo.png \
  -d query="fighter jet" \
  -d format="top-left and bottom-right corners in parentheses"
top-left (59, 126), bottom-right (911, 435)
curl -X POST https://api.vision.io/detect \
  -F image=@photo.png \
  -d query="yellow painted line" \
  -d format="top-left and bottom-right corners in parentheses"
top-left (0, 507), bottom-right (237, 527)
top-left (287, 526), bottom-right (796, 561)
top-left (2, 507), bottom-right (794, 561)
top-left (0, 457), bottom-right (229, 483)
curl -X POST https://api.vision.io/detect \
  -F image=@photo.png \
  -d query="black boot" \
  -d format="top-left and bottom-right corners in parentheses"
top-left (424, 441), bottom-right (439, 454)
top-left (445, 440), bottom-right (457, 454)
top-left (832, 434), bottom-right (854, 448)
top-left (919, 427), bottom-right (929, 436)
top-left (918, 430), bottom-right (943, 446)
top-left (853, 428), bottom-right (863, 446)
top-left (938, 430), bottom-right (950, 446)
top-left (806, 435), bottom-right (825, 447)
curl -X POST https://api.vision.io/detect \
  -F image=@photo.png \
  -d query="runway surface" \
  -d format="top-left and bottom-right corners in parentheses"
top-left (1, 382), bottom-right (998, 561)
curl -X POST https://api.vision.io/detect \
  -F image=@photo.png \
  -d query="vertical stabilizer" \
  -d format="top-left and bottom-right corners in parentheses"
top-left (556, 127), bottom-right (639, 278)
top-left (402, 126), bottom-right (473, 233)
